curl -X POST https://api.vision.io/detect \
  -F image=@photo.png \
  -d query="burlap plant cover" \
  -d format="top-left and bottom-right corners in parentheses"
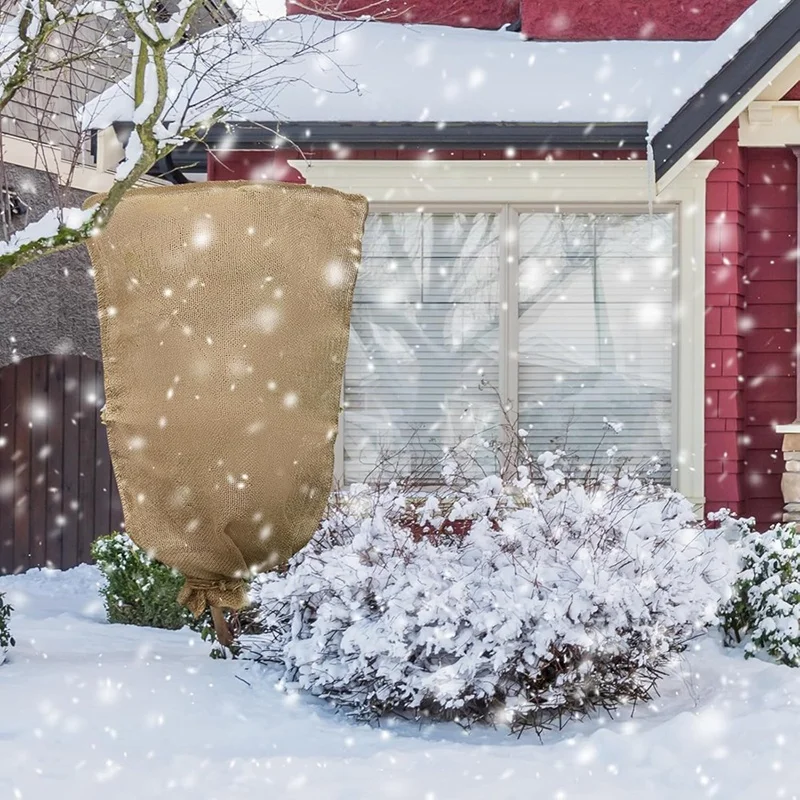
top-left (86, 181), bottom-right (368, 617)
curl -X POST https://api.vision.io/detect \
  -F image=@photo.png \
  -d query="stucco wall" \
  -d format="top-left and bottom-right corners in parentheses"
top-left (0, 165), bottom-right (101, 370)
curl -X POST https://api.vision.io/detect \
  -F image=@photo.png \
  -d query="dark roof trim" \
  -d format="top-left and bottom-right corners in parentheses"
top-left (164, 121), bottom-right (646, 167)
top-left (652, 0), bottom-right (800, 181)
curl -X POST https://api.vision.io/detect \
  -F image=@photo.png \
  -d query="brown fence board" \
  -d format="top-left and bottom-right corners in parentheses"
top-left (13, 358), bottom-right (31, 572)
top-left (61, 356), bottom-right (81, 569)
top-left (77, 356), bottom-right (98, 566)
top-left (29, 356), bottom-right (49, 566)
top-left (93, 358), bottom-right (112, 542)
top-left (0, 355), bottom-right (121, 573)
top-left (0, 364), bottom-right (16, 571)
top-left (45, 356), bottom-right (65, 567)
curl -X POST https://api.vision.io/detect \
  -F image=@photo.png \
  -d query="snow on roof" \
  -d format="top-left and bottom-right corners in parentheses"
top-left (81, 0), bottom-right (791, 137)
top-left (648, 0), bottom-right (791, 135)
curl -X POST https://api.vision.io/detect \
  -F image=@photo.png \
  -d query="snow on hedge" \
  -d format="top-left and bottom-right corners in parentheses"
top-left (0, 591), bottom-right (13, 665)
top-left (252, 454), bottom-right (735, 733)
top-left (720, 516), bottom-right (800, 666)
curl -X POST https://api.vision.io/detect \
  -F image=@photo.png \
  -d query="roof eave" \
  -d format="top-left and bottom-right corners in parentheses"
top-left (652, 0), bottom-right (800, 183)
top-left (160, 121), bottom-right (648, 169)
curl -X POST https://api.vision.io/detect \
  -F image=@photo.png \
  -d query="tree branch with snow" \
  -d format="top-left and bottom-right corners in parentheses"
top-left (0, 0), bottom-right (219, 276)
top-left (0, 2), bottom-right (358, 277)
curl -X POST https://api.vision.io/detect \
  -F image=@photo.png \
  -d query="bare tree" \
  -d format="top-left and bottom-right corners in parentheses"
top-left (0, 0), bottom-right (357, 276)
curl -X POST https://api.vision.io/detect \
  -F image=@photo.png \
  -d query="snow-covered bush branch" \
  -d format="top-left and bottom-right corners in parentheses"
top-left (251, 448), bottom-right (735, 734)
top-left (0, 591), bottom-right (14, 665)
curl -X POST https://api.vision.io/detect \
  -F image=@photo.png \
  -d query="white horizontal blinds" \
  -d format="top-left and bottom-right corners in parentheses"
top-left (517, 211), bottom-right (674, 478)
top-left (343, 211), bottom-right (501, 483)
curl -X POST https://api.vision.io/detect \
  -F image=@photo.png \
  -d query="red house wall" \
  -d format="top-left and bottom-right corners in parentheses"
top-left (211, 137), bottom-right (796, 524)
top-left (743, 149), bottom-right (798, 525)
top-left (704, 124), bottom-right (748, 517)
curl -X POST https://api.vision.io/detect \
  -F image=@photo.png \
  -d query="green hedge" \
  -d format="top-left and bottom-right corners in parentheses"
top-left (92, 532), bottom-right (202, 630)
top-left (720, 520), bottom-right (800, 666)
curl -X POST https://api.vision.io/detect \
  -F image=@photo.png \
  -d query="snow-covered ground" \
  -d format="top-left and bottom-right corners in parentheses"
top-left (1, 566), bottom-right (798, 800)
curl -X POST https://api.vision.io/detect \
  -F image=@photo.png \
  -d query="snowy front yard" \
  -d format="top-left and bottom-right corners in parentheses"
top-left (1, 565), bottom-right (798, 800)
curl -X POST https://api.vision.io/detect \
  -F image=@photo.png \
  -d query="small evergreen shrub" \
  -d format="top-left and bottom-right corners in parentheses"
top-left (0, 592), bottom-right (14, 665)
top-left (719, 515), bottom-right (800, 666)
top-left (252, 450), bottom-right (735, 734)
top-left (92, 532), bottom-right (197, 630)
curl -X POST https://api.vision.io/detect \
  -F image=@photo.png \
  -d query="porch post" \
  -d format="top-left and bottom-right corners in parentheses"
top-left (776, 146), bottom-right (800, 522)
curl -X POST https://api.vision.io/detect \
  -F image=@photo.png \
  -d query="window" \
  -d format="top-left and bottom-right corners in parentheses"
top-left (343, 211), bottom-right (501, 481)
top-left (342, 207), bottom-right (675, 484)
top-left (516, 211), bottom-right (674, 480)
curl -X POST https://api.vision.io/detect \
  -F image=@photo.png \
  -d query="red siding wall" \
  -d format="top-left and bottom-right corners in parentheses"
top-left (212, 138), bottom-right (797, 524)
top-left (703, 124), bottom-right (747, 517)
top-left (701, 128), bottom-right (799, 527)
top-left (743, 148), bottom-right (798, 525)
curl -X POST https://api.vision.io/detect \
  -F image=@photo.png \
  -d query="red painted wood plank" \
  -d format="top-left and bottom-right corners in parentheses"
top-left (744, 450), bottom-right (783, 472)
top-left (742, 472), bottom-right (782, 499)
top-left (746, 304), bottom-right (797, 328)
top-left (746, 401), bottom-right (796, 425)
top-left (746, 208), bottom-right (797, 232)
top-left (748, 184), bottom-right (797, 209)
top-left (745, 499), bottom-right (783, 526)
top-left (746, 330), bottom-right (795, 353)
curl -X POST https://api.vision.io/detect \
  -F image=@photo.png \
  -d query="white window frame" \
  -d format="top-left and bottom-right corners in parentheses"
top-left (292, 158), bottom-right (717, 508)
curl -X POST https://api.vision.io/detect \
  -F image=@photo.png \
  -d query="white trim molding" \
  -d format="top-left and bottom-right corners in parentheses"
top-left (293, 158), bottom-right (716, 507)
top-left (739, 101), bottom-right (800, 147)
top-left (657, 39), bottom-right (800, 192)
top-left (757, 53), bottom-right (800, 102)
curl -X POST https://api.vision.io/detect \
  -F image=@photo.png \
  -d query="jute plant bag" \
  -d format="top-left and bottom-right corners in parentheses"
top-left (86, 181), bottom-right (368, 625)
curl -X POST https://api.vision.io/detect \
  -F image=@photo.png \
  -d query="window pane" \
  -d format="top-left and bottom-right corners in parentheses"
top-left (517, 212), bottom-right (673, 479)
top-left (344, 212), bottom-right (500, 483)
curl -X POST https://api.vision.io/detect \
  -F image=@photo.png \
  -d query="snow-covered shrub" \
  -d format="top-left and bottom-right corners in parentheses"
top-left (92, 532), bottom-right (199, 630)
top-left (252, 452), bottom-right (734, 733)
top-left (0, 592), bottom-right (14, 665)
top-left (719, 519), bottom-right (800, 666)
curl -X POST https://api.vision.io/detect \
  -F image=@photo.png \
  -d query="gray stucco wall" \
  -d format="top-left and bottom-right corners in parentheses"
top-left (0, 165), bottom-right (101, 369)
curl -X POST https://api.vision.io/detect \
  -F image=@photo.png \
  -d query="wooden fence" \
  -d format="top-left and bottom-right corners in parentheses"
top-left (0, 354), bottom-right (123, 574)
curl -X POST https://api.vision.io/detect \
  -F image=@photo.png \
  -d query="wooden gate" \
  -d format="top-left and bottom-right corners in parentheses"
top-left (0, 355), bottom-right (123, 574)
